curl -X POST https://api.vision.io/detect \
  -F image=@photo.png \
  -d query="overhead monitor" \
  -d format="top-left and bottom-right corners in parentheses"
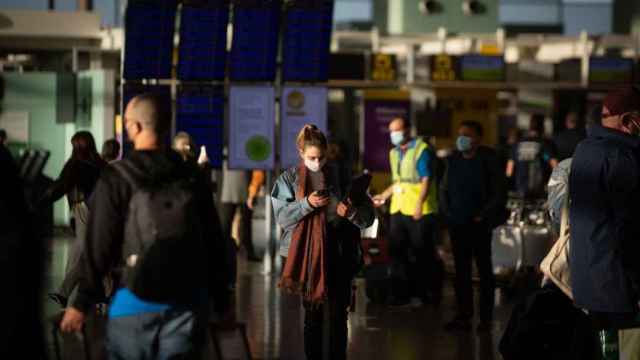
top-left (178, 0), bottom-right (230, 81)
top-left (123, 0), bottom-right (178, 80)
top-left (176, 86), bottom-right (225, 168)
top-left (282, 1), bottom-right (334, 82)
top-left (460, 55), bottom-right (505, 82)
top-left (589, 57), bottom-right (634, 84)
top-left (229, 1), bottom-right (281, 81)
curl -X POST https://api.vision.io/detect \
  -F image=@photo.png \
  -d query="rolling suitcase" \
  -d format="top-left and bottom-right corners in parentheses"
top-left (361, 218), bottom-right (394, 304)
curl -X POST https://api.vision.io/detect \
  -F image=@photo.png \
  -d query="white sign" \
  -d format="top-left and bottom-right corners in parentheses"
top-left (0, 111), bottom-right (29, 143)
top-left (229, 86), bottom-right (275, 170)
top-left (280, 87), bottom-right (328, 169)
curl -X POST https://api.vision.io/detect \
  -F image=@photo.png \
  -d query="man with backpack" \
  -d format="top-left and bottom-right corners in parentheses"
top-left (60, 94), bottom-right (231, 358)
top-left (440, 121), bottom-right (507, 332)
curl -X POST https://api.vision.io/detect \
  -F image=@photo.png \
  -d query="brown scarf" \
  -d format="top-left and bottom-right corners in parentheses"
top-left (278, 163), bottom-right (328, 305)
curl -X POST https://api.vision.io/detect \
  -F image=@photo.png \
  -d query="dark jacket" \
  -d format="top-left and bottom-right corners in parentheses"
top-left (440, 146), bottom-right (507, 228)
top-left (554, 128), bottom-right (586, 161)
top-left (44, 157), bottom-right (106, 206)
top-left (0, 145), bottom-right (47, 358)
top-left (569, 125), bottom-right (640, 313)
top-left (72, 150), bottom-right (230, 313)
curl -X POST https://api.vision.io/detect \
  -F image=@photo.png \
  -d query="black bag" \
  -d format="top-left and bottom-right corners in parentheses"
top-left (499, 284), bottom-right (598, 360)
top-left (364, 260), bottom-right (416, 305)
top-left (113, 159), bottom-right (206, 303)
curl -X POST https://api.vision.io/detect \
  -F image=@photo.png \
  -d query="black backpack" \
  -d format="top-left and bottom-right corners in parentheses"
top-left (113, 159), bottom-right (206, 303)
top-left (499, 284), bottom-right (598, 360)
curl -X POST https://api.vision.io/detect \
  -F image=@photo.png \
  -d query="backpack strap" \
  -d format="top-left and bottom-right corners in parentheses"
top-left (111, 159), bottom-right (145, 191)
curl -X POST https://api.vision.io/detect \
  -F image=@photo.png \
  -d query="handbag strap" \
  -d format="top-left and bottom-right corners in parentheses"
top-left (549, 194), bottom-right (571, 272)
top-left (559, 195), bottom-right (570, 239)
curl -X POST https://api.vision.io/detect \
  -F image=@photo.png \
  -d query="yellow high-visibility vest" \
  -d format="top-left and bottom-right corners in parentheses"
top-left (389, 138), bottom-right (438, 216)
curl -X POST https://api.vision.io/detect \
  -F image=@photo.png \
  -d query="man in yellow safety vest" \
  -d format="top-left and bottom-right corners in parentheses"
top-left (373, 117), bottom-right (441, 307)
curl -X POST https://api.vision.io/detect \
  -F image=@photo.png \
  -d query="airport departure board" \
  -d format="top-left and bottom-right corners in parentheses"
top-left (178, 1), bottom-right (229, 81)
top-left (123, 0), bottom-right (178, 80)
top-left (176, 86), bottom-right (225, 168)
top-left (229, 1), bottom-right (281, 81)
top-left (282, 1), bottom-right (334, 82)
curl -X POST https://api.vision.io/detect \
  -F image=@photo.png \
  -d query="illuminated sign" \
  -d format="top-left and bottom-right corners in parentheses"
top-left (460, 55), bottom-right (505, 81)
top-left (589, 57), bottom-right (634, 84)
top-left (370, 54), bottom-right (397, 81)
top-left (430, 54), bottom-right (458, 82)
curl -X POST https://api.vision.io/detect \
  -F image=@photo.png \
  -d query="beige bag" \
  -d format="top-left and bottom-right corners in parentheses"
top-left (540, 197), bottom-right (573, 299)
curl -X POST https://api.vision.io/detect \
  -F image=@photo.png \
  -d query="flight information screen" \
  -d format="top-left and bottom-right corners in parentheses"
top-left (178, 1), bottom-right (230, 81)
top-left (123, 0), bottom-right (178, 80)
top-left (229, 1), bottom-right (281, 81)
top-left (282, 2), bottom-right (334, 82)
top-left (176, 86), bottom-right (225, 168)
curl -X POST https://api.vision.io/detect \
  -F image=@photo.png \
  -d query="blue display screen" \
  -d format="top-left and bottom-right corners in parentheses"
top-left (178, 2), bottom-right (229, 81)
top-left (589, 57), bottom-right (634, 83)
top-left (176, 86), bottom-right (225, 168)
top-left (282, 2), bottom-right (334, 82)
top-left (229, 2), bottom-right (281, 81)
top-left (460, 55), bottom-right (505, 81)
top-left (123, 0), bottom-right (178, 80)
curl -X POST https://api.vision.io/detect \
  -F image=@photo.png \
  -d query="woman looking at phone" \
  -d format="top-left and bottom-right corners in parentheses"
top-left (271, 124), bottom-right (374, 360)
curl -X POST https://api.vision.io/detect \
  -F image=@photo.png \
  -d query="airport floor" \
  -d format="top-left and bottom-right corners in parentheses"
top-left (45, 233), bottom-right (515, 360)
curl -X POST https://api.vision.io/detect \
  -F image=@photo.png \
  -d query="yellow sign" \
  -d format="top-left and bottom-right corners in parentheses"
top-left (434, 88), bottom-right (499, 146)
top-left (479, 44), bottom-right (501, 56)
top-left (431, 54), bottom-right (457, 81)
top-left (287, 90), bottom-right (305, 110)
top-left (371, 54), bottom-right (397, 81)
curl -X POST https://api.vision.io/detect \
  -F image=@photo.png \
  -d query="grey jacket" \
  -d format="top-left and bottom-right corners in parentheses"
top-left (271, 164), bottom-right (375, 257)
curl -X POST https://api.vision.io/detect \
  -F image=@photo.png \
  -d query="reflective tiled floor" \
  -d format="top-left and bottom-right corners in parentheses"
top-left (45, 235), bottom-right (514, 360)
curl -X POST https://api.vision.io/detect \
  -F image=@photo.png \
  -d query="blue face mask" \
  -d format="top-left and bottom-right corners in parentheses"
top-left (390, 131), bottom-right (405, 146)
top-left (456, 136), bottom-right (473, 152)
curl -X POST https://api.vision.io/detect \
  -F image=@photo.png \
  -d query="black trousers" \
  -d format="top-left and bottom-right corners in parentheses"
top-left (449, 221), bottom-right (495, 322)
top-left (388, 214), bottom-right (441, 301)
top-left (220, 202), bottom-right (256, 258)
top-left (282, 227), bottom-right (355, 360)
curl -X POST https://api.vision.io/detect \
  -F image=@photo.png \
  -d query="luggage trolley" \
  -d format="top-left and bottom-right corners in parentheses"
top-left (493, 195), bottom-right (554, 292)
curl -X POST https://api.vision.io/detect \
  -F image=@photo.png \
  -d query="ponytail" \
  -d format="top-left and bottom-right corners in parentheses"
top-left (296, 124), bottom-right (328, 152)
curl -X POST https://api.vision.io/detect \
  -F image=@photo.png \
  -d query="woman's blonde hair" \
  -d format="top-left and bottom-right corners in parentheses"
top-left (296, 124), bottom-right (328, 152)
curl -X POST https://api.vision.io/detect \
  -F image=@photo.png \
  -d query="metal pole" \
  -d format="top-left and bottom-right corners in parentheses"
top-left (71, 47), bottom-right (79, 72)
top-left (264, 171), bottom-right (274, 274)
top-left (580, 30), bottom-right (590, 88)
top-left (406, 44), bottom-right (416, 84)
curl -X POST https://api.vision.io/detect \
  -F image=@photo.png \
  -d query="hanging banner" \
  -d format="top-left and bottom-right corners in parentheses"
top-left (363, 90), bottom-right (411, 172)
top-left (229, 85), bottom-right (275, 170)
top-left (280, 86), bottom-right (328, 169)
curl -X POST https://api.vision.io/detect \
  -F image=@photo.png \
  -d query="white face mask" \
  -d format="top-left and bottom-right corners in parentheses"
top-left (304, 158), bottom-right (326, 172)
top-left (390, 131), bottom-right (405, 146)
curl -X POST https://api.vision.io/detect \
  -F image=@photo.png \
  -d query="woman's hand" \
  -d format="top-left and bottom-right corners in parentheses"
top-left (337, 200), bottom-right (354, 218)
top-left (308, 191), bottom-right (330, 208)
